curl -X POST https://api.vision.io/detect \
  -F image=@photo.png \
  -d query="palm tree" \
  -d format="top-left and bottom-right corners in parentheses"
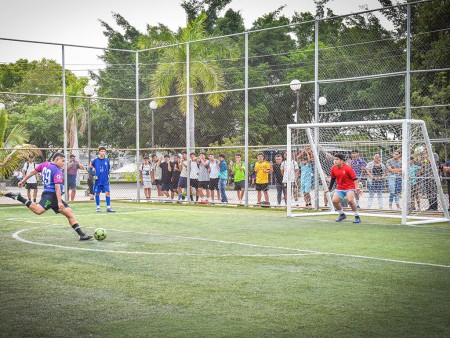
top-left (65, 80), bottom-right (88, 158)
top-left (139, 13), bottom-right (235, 147)
top-left (0, 106), bottom-right (41, 179)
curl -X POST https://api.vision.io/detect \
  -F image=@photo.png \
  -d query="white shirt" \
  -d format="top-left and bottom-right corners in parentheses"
top-left (22, 161), bottom-right (37, 183)
top-left (140, 163), bottom-right (152, 180)
top-left (190, 160), bottom-right (199, 179)
top-left (282, 160), bottom-right (299, 184)
top-left (180, 160), bottom-right (188, 178)
top-left (208, 159), bottom-right (219, 178)
top-left (152, 161), bottom-right (162, 180)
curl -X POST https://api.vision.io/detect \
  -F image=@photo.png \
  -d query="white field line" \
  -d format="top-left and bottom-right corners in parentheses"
top-left (9, 221), bottom-right (450, 268)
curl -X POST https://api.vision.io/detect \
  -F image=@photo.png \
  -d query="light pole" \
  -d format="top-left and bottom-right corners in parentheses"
top-left (289, 79), bottom-right (301, 123)
top-left (318, 96), bottom-right (327, 122)
top-left (83, 85), bottom-right (95, 165)
top-left (149, 100), bottom-right (158, 149)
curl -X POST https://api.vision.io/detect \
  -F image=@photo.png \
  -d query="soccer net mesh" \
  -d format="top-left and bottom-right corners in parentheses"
top-left (286, 119), bottom-right (449, 225)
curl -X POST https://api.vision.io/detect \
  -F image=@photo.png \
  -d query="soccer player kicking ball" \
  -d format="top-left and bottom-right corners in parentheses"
top-left (325, 153), bottom-right (362, 223)
top-left (5, 152), bottom-right (93, 240)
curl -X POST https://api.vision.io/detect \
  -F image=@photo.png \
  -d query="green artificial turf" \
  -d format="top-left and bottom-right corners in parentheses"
top-left (1, 202), bottom-right (449, 337)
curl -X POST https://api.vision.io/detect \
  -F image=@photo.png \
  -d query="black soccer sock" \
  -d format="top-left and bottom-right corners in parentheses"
top-left (71, 223), bottom-right (85, 236)
top-left (17, 195), bottom-right (32, 208)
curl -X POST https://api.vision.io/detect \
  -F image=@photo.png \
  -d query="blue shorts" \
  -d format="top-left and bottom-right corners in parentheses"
top-left (67, 174), bottom-right (77, 190)
top-left (301, 179), bottom-right (311, 193)
top-left (178, 177), bottom-right (187, 189)
top-left (94, 183), bottom-right (111, 194)
top-left (335, 189), bottom-right (355, 200)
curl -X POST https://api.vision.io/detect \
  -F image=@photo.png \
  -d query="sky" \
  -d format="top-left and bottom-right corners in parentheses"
top-left (0, 0), bottom-right (397, 76)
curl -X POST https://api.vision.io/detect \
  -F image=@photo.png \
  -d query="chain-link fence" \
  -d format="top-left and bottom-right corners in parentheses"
top-left (1, 0), bottom-right (449, 210)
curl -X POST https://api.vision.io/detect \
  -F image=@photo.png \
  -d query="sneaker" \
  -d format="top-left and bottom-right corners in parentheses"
top-left (353, 216), bottom-right (361, 223)
top-left (335, 213), bottom-right (347, 222)
top-left (79, 234), bottom-right (93, 241)
top-left (107, 208), bottom-right (115, 213)
top-left (5, 192), bottom-right (21, 200)
top-left (96, 207), bottom-right (101, 212)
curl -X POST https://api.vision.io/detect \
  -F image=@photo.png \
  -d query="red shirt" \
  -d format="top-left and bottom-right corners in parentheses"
top-left (330, 163), bottom-right (357, 190)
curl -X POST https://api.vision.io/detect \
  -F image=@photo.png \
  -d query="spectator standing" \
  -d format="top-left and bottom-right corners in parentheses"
top-left (254, 153), bottom-right (272, 205)
top-left (365, 153), bottom-right (387, 209)
top-left (177, 151), bottom-right (188, 202)
top-left (420, 149), bottom-right (438, 211)
top-left (151, 154), bottom-right (163, 200)
top-left (67, 154), bottom-right (84, 201)
top-left (284, 151), bottom-right (299, 206)
top-left (230, 154), bottom-right (245, 205)
top-left (208, 153), bottom-right (220, 203)
top-left (443, 158), bottom-right (450, 211)
top-left (22, 154), bottom-right (38, 202)
top-left (197, 152), bottom-right (210, 204)
top-left (409, 156), bottom-right (422, 211)
top-left (297, 149), bottom-right (312, 208)
top-left (139, 156), bottom-right (153, 200)
top-left (386, 150), bottom-right (402, 210)
top-left (159, 154), bottom-right (173, 201)
top-left (189, 153), bottom-right (199, 202)
top-left (171, 154), bottom-right (181, 200)
top-left (350, 150), bottom-right (366, 208)
top-left (218, 154), bottom-right (228, 203)
top-left (12, 168), bottom-right (22, 186)
top-left (272, 154), bottom-right (286, 206)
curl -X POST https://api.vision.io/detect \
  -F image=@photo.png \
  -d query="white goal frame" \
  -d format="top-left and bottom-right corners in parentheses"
top-left (286, 119), bottom-right (450, 225)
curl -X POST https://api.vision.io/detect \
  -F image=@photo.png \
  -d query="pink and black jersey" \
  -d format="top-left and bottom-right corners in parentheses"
top-left (36, 162), bottom-right (64, 194)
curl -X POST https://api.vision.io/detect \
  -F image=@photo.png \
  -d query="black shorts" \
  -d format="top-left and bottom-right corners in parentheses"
top-left (161, 182), bottom-right (171, 191)
top-left (154, 179), bottom-right (162, 187)
top-left (39, 192), bottom-right (69, 214)
top-left (25, 183), bottom-right (38, 190)
top-left (189, 179), bottom-right (198, 189)
top-left (234, 180), bottom-right (245, 191)
top-left (209, 178), bottom-right (219, 190)
top-left (198, 181), bottom-right (209, 189)
top-left (256, 183), bottom-right (269, 191)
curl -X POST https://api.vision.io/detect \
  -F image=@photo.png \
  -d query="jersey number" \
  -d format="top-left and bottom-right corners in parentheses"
top-left (42, 167), bottom-right (51, 187)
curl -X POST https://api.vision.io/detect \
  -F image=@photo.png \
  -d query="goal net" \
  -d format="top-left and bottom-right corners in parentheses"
top-left (286, 119), bottom-right (449, 225)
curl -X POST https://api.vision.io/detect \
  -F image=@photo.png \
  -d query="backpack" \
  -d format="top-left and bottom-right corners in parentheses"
top-left (25, 162), bottom-right (36, 172)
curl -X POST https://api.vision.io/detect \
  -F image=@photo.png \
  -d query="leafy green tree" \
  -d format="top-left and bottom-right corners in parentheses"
top-left (95, 13), bottom-right (142, 148)
top-left (139, 13), bottom-right (237, 147)
top-left (0, 107), bottom-right (40, 179)
top-left (378, 0), bottom-right (450, 157)
top-left (181, 0), bottom-right (232, 34)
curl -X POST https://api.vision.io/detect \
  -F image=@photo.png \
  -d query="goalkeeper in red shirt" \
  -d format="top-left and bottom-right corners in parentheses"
top-left (325, 153), bottom-right (362, 223)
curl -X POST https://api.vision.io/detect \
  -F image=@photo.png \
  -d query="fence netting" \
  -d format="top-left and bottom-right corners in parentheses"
top-left (1, 1), bottom-right (448, 211)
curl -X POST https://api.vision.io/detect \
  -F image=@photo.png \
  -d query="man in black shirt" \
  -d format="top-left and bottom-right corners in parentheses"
top-left (159, 154), bottom-right (173, 201)
top-left (171, 154), bottom-right (181, 200)
top-left (272, 154), bottom-right (286, 206)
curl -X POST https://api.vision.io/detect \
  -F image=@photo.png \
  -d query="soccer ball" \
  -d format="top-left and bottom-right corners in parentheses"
top-left (94, 228), bottom-right (107, 241)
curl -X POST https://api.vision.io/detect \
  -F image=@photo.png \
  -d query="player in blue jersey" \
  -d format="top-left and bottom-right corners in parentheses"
top-left (5, 152), bottom-right (92, 240)
top-left (90, 146), bottom-right (115, 212)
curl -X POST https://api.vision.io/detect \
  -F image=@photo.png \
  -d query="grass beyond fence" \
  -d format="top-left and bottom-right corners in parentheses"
top-left (1, 202), bottom-right (449, 337)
